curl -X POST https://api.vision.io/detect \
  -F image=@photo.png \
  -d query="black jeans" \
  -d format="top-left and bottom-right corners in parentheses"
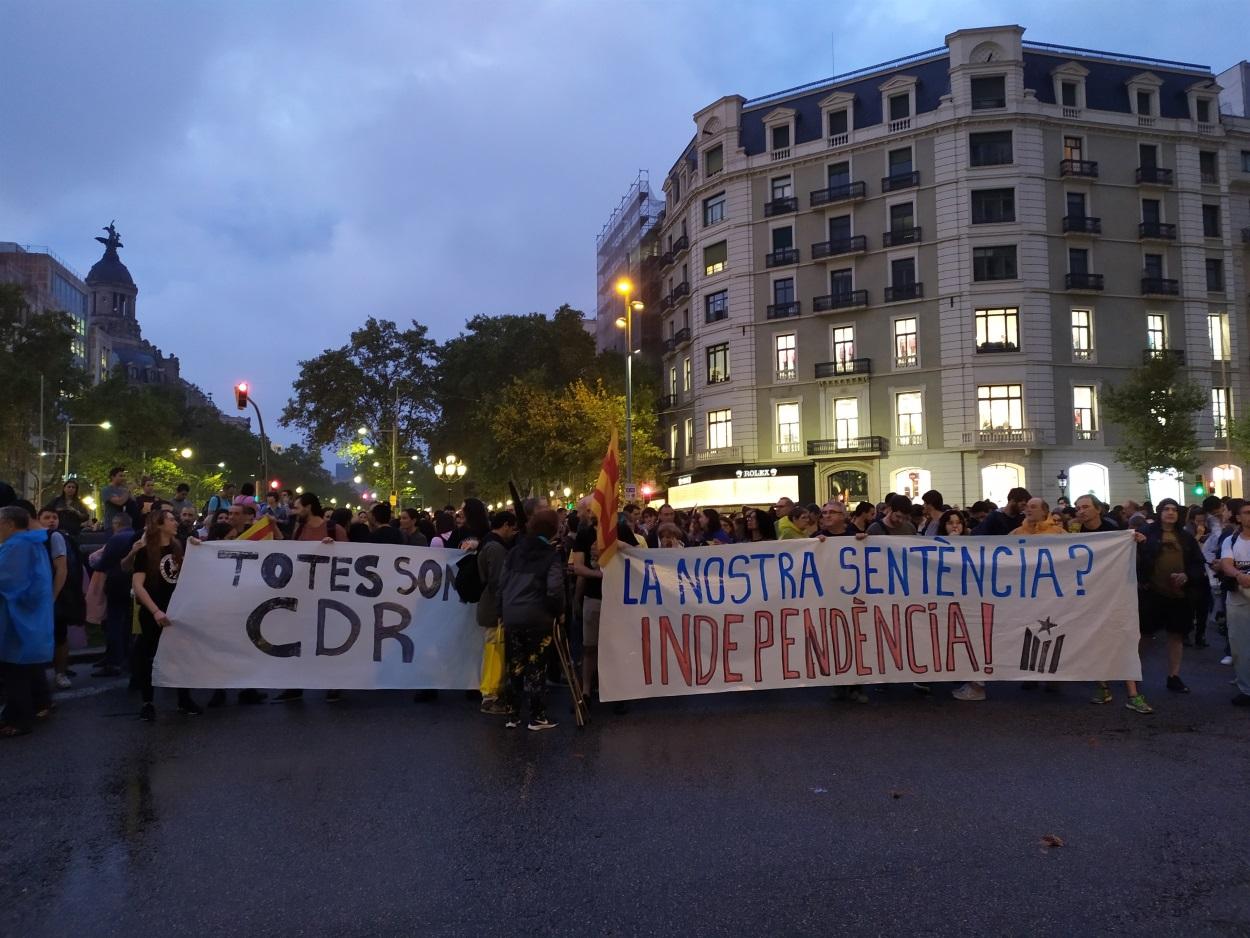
top-left (505, 627), bottom-right (552, 723)
top-left (133, 612), bottom-right (193, 707)
top-left (1, 662), bottom-right (52, 732)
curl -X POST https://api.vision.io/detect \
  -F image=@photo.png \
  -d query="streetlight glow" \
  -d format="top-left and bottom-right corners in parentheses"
top-left (99, 420), bottom-right (112, 430)
top-left (179, 447), bottom-right (193, 459)
top-left (353, 475), bottom-right (363, 484)
top-left (615, 278), bottom-right (633, 295)
top-left (357, 427), bottom-right (368, 436)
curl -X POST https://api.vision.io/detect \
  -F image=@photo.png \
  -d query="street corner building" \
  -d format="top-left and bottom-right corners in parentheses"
top-left (609, 24), bottom-right (1250, 510)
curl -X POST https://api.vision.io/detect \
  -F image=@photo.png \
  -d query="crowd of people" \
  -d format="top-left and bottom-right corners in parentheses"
top-left (2, 469), bottom-right (1248, 739)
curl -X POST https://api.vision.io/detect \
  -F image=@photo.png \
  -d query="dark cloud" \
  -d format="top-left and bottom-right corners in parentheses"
top-left (3, 0), bottom-right (1247, 443)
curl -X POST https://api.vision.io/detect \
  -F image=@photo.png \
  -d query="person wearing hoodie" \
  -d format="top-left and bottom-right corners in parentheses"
top-left (497, 509), bottom-right (565, 731)
top-left (477, 510), bottom-right (518, 715)
top-left (0, 505), bottom-right (55, 737)
top-left (1011, 498), bottom-right (1066, 536)
top-left (776, 504), bottom-right (813, 540)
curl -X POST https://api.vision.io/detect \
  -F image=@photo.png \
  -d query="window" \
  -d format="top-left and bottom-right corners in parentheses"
top-left (1242, 150), bottom-right (1250, 173)
top-left (771, 124), bottom-right (791, 152)
top-left (1209, 313), bottom-right (1230, 361)
top-left (827, 108), bottom-right (848, 137)
top-left (888, 93), bottom-right (910, 121)
top-left (1197, 98), bottom-right (1212, 123)
top-left (833, 398), bottom-right (859, 447)
top-left (891, 257), bottom-right (916, 286)
top-left (1063, 136), bottom-right (1083, 161)
top-left (889, 201), bottom-right (914, 233)
top-left (1141, 198), bottom-right (1161, 225)
top-left (771, 226), bottom-right (794, 251)
top-left (1061, 81), bottom-right (1078, 107)
top-left (775, 333), bottom-right (797, 381)
top-left (827, 161), bottom-right (850, 188)
top-left (771, 175), bottom-right (793, 199)
top-left (684, 417), bottom-right (694, 456)
top-left (1206, 258), bottom-right (1224, 292)
top-left (707, 343), bottom-right (730, 384)
top-left (1143, 253), bottom-right (1164, 279)
top-left (1066, 191), bottom-right (1087, 218)
top-left (668, 366), bottom-right (678, 396)
top-left (670, 423), bottom-right (679, 458)
top-left (888, 147), bottom-right (913, 177)
top-left (1072, 309), bottom-right (1093, 360)
top-left (969, 130), bottom-right (1013, 167)
top-left (971, 75), bottom-right (1006, 109)
top-left (971, 188), bottom-right (1015, 224)
top-left (973, 245), bottom-right (1017, 281)
top-left (976, 307), bottom-right (1019, 352)
top-left (776, 403), bottom-right (801, 454)
top-left (1200, 151), bottom-right (1218, 184)
top-left (1213, 388), bottom-right (1230, 437)
top-left (703, 192), bottom-right (725, 226)
top-left (829, 268), bottom-right (854, 297)
top-left (1147, 314), bottom-right (1167, 350)
top-left (773, 277), bottom-right (795, 305)
top-left (705, 144), bottom-right (723, 177)
top-left (832, 326), bottom-right (855, 366)
top-left (894, 318), bottom-right (918, 368)
top-left (1073, 386), bottom-right (1097, 439)
top-left (896, 392), bottom-right (923, 445)
top-left (1139, 144), bottom-right (1158, 169)
top-left (707, 409), bottom-right (732, 450)
top-left (683, 356), bottom-right (691, 391)
top-left (1136, 90), bottom-right (1153, 116)
top-left (705, 289), bottom-right (728, 323)
top-left (1068, 247), bottom-right (1090, 275)
top-left (977, 385), bottom-right (1024, 430)
top-left (1203, 204), bottom-right (1221, 238)
top-left (827, 214), bottom-right (852, 241)
top-left (703, 241), bottom-right (726, 276)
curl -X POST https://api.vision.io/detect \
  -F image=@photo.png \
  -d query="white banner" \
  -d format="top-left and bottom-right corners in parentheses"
top-left (155, 541), bottom-right (483, 689)
top-left (598, 533), bottom-right (1142, 701)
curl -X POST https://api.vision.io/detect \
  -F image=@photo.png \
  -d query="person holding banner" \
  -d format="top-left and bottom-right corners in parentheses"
top-left (132, 508), bottom-right (201, 720)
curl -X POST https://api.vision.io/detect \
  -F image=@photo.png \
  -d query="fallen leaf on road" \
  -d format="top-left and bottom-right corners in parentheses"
top-left (1040, 834), bottom-right (1065, 848)
top-left (889, 789), bottom-right (910, 800)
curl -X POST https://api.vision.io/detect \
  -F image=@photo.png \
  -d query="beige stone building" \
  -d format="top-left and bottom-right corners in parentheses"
top-left (653, 25), bottom-right (1250, 509)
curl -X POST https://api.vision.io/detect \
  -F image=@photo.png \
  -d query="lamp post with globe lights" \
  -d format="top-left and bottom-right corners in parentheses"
top-left (433, 455), bottom-right (467, 507)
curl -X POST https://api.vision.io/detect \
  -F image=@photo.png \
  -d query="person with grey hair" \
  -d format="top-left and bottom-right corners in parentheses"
top-left (0, 505), bottom-right (56, 737)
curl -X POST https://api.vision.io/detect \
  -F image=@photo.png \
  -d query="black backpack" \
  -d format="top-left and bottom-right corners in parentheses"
top-left (453, 548), bottom-right (486, 604)
top-left (1217, 529), bottom-right (1242, 593)
top-left (47, 531), bottom-right (86, 623)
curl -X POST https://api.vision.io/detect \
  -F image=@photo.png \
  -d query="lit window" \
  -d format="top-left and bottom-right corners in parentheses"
top-left (703, 241), bottom-right (727, 276)
top-left (977, 384), bottom-right (1023, 430)
top-left (683, 417), bottom-right (694, 456)
top-left (1147, 314), bottom-right (1167, 351)
top-left (832, 326), bottom-right (855, 369)
top-left (1213, 388), bottom-right (1230, 437)
top-left (706, 343), bottom-right (730, 384)
top-left (975, 307), bottom-right (1019, 352)
top-left (776, 403), bottom-right (801, 454)
top-left (1072, 309), bottom-right (1093, 361)
top-left (775, 333), bottom-right (796, 381)
top-left (1074, 386), bottom-right (1097, 440)
top-left (707, 409), bottom-right (732, 450)
top-left (894, 318), bottom-right (918, 368)
top-left (896, 392), bottom-right (923, 446)
top-left (669, 424), bottom-right (678, 457)
top-left (833, 398), bottom-right (859, 447)
top-left (1209, 313), bottom-right (1230, 361)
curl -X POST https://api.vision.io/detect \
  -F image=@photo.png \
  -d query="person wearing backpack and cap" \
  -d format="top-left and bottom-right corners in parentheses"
top-left (497, 508), bottom-right (564, 731)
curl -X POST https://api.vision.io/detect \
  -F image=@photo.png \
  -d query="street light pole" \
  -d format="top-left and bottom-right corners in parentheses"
top-left (616, 278), bottom-right (644, 488)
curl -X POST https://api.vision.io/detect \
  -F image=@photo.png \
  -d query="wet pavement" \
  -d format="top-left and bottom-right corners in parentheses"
top-left (3, 639), bottom-right (1249, 937)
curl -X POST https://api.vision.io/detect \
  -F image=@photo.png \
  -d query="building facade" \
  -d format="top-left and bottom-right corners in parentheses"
top-left (595, 171), bottom-right (666, 356)
top-left (0, 243), bottom-right (90, 368)
top-left (655, 25), bottom-right (1250, 509)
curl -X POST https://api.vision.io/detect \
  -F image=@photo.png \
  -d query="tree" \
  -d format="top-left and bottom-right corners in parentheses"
top-left (1101, 354), bottom-right (1205, 482)
top-left (281, 317), bottom-right (438, 496)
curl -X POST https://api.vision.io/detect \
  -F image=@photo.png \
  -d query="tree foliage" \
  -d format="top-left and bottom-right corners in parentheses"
top-left (1101, 355), bottom-right (1205, 480)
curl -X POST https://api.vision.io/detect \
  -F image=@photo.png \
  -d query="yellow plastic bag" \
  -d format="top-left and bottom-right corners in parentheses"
top-left (479, 625), bottom-right (506, 698)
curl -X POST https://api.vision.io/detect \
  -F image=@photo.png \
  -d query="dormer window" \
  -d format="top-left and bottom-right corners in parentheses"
top-left (771, 125), bottom-right (790, 151)
top-left (971, 75), bottom-right (1006, 110)
top-left (1051, 62), bottom-right (1088, 116)
top-left (1126, 71), bottom-right (1163, 125)
top-left (879, 75), bottom-right (918, 132)
top-left (1061, 82), bottom-right (1077, 107)
top-left (819, 90), bottom-right (856, 147)
top-left (1187, 79), bottom-right (1223, 128)
top-left (1197, 98), bottom-right (1212, 123)
top-left (889, 94), bottom-right (910, 121)
top-left (1136, 90), bottom-right (1154, 117)
top-left (827, 108), bottom-right (848, 138)
top-left (762, 106), bottom-right (796, 160)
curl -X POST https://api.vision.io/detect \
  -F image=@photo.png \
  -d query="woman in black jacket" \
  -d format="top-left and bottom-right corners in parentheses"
top-left (1136, 498), bottom-right (1206, 693)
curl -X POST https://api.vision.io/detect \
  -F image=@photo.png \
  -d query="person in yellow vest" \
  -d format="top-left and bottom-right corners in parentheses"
top-left (1011, 497), bottom-right (1066, 536)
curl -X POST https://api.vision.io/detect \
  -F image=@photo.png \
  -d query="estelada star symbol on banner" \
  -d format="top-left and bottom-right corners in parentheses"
top-left (1037, 617), bottom-right (1060, 635)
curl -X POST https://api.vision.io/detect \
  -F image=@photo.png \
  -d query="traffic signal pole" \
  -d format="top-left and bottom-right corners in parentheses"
top-left (235, 383), bottom-right (270, 493)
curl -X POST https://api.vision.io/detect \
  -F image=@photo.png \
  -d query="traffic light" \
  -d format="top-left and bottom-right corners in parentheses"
top-left (234, 381), bottom-right (249, 411)
top-left (1192, 474), bottom-right (1206, 497)
top-left (269, 479), bottom-right (280, 491)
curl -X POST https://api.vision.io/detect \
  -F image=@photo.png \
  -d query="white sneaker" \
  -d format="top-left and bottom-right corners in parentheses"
top-left (1221, 655), bottom-right (1233, 666)
top-left (952, 682), bottom-right (986, 701)
top-left (54, 673), bottom-right (72, 690)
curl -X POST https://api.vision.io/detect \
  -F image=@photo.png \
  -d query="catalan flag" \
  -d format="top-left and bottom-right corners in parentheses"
top-left (591, 427), bottom-right (621, 566)
top-left (237, 514), bottom-right (277, 541)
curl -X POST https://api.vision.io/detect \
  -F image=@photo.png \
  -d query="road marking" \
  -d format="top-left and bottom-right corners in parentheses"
top-left (52, 677), bottom-right (128, 700)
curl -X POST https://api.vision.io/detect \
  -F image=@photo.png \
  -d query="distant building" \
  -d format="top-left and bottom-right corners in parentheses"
top-left (0, 242), bottom-right (89, 367)
top-left (595, 171), bottom-right (665, 357)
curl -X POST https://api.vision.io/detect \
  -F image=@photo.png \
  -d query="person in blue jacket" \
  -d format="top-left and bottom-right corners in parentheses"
top-left (0, 504), bottom-right (55, 737)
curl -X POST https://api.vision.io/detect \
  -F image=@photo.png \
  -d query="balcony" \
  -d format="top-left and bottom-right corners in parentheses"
top-left (827, 132), bottom-right (849, 147)
top-left (976, 341), bottom-right (1019, 354)
top-left (1141, 277), bottom-right (1179, 296)
top-left (1242, 228), bottom-right (1250, 244)
top-left (1139, 221), bottom-right (1177, 240)
top-left (815, 358), bottom-right (872, 380)
top-left (671, 281), bottom-right (690, 301)
top-left (1075, 429), bottom-right (1098, 442)
top-left (882, 226), bottom-right (921, 247)
top-left (896, 433), bottom-right (925, 447)
top-left (766, 301), bottom-right (801, 320)
top-left (881, 170), bottom-right (920, 192)
top-left (765, 247), bottom-right (800, 268)
top-left (660, 250), bottom-right (674, 268)
top-left (884, 282), bottom-right (923, 302)
top-left (1136, 166), bottom-right (1173, 186)
top-left (672, 326), bottom-right (691, 348)
top-left (1142, 348), bottom-right (1186, 365)
top-left (775, 368), bottom-right (797, 382)
top-left (813, 290), bottom-right (869, 311)
top-left (764, 196), bottom-right (798, 217)
top-left (961, 427), bottom-right (1039, 447)
top-left (696, 445), bottom-right (741, 464)
top-left (672, 234), bottom-right (689, 255)
top-left (1062, 215), bottom-right (1101, 234)
top-left (770, 148), bottom-right (791, 162)
top-left (1065, 272), bottom-right (1105, 291)
top-left (811, 235), bottom-right (867, 259)
top-left (807, 436), bottom-right (885, 457)
top-left (658, 394), bottom-right (676, 411)
top-left (1060, 159), bottom-right (1099, 178)
top-left (809, 180), bottom-right (867, 207)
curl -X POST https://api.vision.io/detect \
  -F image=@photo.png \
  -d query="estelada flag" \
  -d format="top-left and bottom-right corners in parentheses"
top-left (237, 514), bottom-right (277, 541)
top-left (591, 428), bottom-right (620, 566)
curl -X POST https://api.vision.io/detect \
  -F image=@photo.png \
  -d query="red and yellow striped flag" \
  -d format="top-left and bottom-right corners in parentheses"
top-left (591, 428), bottom-right (620, 566)
top-left (237, 514), bottom-right (277, 541)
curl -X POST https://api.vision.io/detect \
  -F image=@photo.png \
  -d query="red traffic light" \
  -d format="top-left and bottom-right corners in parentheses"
top-left (269, 479), bottom-right (280, 490)
top-left (234, 382), bottom-right (250, 411)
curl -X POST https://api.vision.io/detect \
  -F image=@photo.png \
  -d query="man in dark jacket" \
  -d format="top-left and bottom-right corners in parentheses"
top-left (974, 487), bottom-right (1030, 535)
top-left (497, 509), bottom-right (564, 731)
top-left (91, 512), bottom-right (138, 676)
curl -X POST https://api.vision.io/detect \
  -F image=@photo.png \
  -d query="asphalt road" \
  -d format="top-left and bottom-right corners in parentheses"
top-left (3, 639), bottom-right (1249, 937)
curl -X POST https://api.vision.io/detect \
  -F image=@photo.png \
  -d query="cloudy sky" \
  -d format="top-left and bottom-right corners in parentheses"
top-left (3, 0), bottom-right (1248, 443)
